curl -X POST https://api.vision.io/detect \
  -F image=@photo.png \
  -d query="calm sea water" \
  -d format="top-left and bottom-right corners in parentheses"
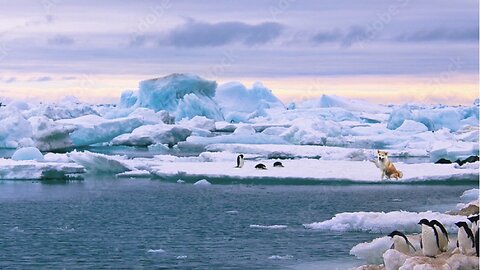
top-left (0, 178), bottom-right (474, 269)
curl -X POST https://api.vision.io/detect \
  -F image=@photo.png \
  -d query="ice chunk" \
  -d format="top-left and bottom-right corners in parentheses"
top-left (350, 236), bottom-right (392, 264)
top-left (215, 82), bottom-right (284, 122)
top-left (387, 106), bottom-right (413, 130)
top-left (233, 125), bottom-right (256, 135)
top-left (429, 140), bottom-right (479, 162)
top-left (460, 188), bottom-right (479, 201)
top-left (119, 90), bottom-right (138, 108)
top-left (57, 115), bottom-right (143, 147)
top-left (179, 116), bottom-right (216, 132)
top-left (304, 210), bottom-right (467, 233)
top-left (315, 95), bottom-right (389, 114)
top-left (0, 114), bottom-right (33, 148)
top-left (68, 151), bottom-right (132, 174)
top-left (395, 120), bottom-right (428, 133)
top-left (112, 124), bottom-right (191, 147)
top-left (11, 147), bottom-right (44, 161)
top-left (193, 179), bottom-right (211, 186)
top-left (175, 93), bottom-right (224, 121)
top-left (249, 224), bottom-right (287, 229)
top-left (128, 108), bottom-right (174, 125)
top-left (29, 116), bottom-right (75, 151)
top-left (0, 158), bottom-right (84, 180)
top-left (130, 73), bottom-right (223, 120)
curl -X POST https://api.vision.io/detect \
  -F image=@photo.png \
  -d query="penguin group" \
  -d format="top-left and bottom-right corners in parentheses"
top-left (387, 215), bottom-right (479, 258)
top-left (234, 154), bottom-right (284, 170)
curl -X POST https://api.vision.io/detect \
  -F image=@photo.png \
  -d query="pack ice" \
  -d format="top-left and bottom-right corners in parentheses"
top-left (0, 73), bottom-right (477, 181)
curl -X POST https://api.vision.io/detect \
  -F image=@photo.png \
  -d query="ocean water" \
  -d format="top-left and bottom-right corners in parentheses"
top-left (0, 178), bottom-right (474, 269)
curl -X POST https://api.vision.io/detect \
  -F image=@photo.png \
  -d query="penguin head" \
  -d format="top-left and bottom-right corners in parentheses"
top-left (388, 230), bottom-right (404, 238)
top-left (238, 154), bottom-right (244, 158)
top-left (455, 221), bottom-right (469, 229)
top-left (418, 219), bottom-right (430, 226)
top-left (467, 214), bottom-right (479, 223)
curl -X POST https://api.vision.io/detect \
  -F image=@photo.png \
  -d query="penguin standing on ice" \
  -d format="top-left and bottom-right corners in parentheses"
top-left (455, 221), bottom-right (475, 255)
top-left (418, 219), bottom-right (440, 257)
top-left (235, 154), bottom-right (244, 168)
top-left (430, 220), bottom-right (449, 252)
top-left (468, 214), bottom-right (479, 235)
top-left (388, 230), bottom-right (416, 254)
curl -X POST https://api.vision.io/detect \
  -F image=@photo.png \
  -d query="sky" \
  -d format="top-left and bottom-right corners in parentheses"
top-left (0, 0), bottom-right (478, 105)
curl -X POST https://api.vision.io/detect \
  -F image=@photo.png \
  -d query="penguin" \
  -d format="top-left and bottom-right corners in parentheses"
top-left (455, 221), bottom-right (475, 255)
top-left (418, 219), bottom-right (440, 257)
top-left (388, 230), bottom-right (416, 254)
top-left (273, 161), bottom-right (284, 167)
top-left (468, 214), bottom-right (479, 235)
top-left (255, 163), bottom-right (267, 170)
top-left (430, 219), bottom-right (449, 252)
top-left (475, 229), bottom-right (479, 257)
top-left (235, 154), bottom-right (244, 168)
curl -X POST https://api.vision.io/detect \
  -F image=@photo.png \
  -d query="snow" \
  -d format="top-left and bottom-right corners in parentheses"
top-left (382, 249), bottom-right (479, 270)
top-left (310, 94), bottom-right (390, 114)
top-left (148, 159), bottom-right (477, 183)
top-left (0, 113), bottom-right (33, 148)
top-left (0, 158), bottom-right (84, 180)
top-left (304, 210), bottom-right (470, 233)
top-left (11, 147), bottom-right (44, 161)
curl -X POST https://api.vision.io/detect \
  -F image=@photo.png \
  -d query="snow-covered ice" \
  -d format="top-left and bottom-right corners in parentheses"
top-left (11, 147), bottom-right (44, 161)
top-left (304, 210), bottom-right (470, 233)
top-left (0, 158), bottom-right (84, 180)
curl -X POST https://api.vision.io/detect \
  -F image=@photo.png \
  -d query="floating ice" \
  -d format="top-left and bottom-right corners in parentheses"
top-left (249, 224), bottom-right (288, 229)
top-left (193, 179), bottom-right (211, 186)
top-left (68, 151), bottom-right (132, 174)
top-left (395, 120), bottom-right (428, 133)
top-left (0, 158), bottom-right (84, 180)
top-left (11, 147), bottom-right (44, 161)
top-left (147, 249), bottom-right (166, 253)
top-left (460, 188), bottom-right (479, 201)
top-left (350, 236), bottom-right (392, 264)
top-left (304, 210), bottom-right (469, 233)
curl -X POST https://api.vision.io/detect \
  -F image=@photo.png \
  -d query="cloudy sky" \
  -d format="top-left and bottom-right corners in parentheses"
top-left (0, 0), bottom-right (478, 104)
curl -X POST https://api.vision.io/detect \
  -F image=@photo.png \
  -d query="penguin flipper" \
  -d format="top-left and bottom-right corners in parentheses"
top-left (420, 237), bottom-right (423, 249)
top-left (390, 243), bottom-right (394, 250)
top-left (407, 240), bottom-right (416, 252)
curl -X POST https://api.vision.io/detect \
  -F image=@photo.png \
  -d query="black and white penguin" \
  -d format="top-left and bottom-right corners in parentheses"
top-left (273, 161), bottom-right (284, 167)
top-left (455, 221), bottom-right (475, 255)
top-left (418, 219), bottom-right (440, 257)
top-left (475, 229), bottom-right (479, 257)
top-left (430, 219), bottom-right (449, 252)
top-left (255, 163), bottom-right (267, 170)
top-left (388, 230), bottom-right (416, 254)
top-left (468, 214), bottom-right (479, 235)
top-left (235, 154), bottom-right (244, 168)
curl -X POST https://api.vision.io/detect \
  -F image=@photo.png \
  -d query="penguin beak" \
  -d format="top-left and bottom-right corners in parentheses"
top-left (454, 222), bottom-right (461, 227)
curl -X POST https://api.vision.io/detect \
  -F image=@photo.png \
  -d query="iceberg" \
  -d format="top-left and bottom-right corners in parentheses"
top-left (68, 151), bottom-right (133, 174)
top-left (57, 115), bottom-right (143, 147)
top-left (122, 73), bottom-right (223, 121)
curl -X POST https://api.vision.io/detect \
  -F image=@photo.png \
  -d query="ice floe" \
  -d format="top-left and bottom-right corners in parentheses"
top-left (0, 158), bottom-right (84, 180)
